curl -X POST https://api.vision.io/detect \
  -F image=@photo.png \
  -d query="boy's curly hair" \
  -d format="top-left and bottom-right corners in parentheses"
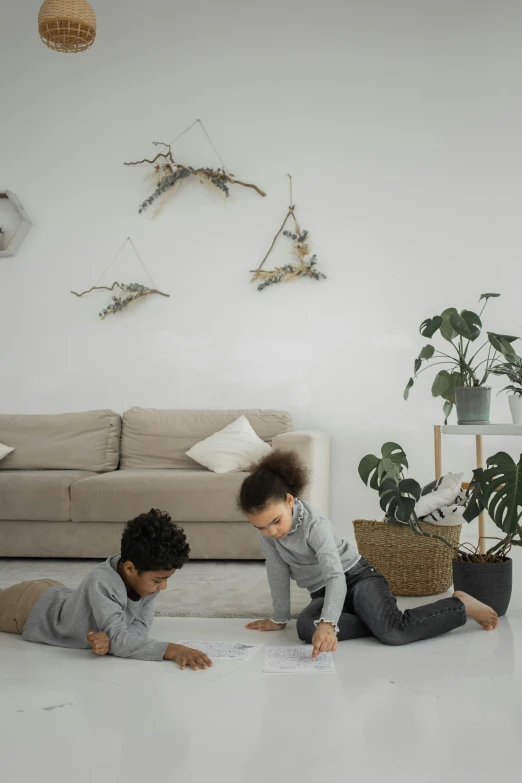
top-left (121, 509), bottom-right (190, 572)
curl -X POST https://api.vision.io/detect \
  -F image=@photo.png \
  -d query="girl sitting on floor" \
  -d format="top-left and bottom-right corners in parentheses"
top-left (240, 450), bottom-right (498, 659)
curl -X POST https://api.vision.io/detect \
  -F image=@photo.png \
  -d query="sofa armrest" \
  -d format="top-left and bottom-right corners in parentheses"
top-left (271, 430), bottom-right (330, 515)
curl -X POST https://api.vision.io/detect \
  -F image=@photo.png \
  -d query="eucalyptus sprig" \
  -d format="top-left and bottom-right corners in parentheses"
top-left (404, 293), bottom-right (519, 423)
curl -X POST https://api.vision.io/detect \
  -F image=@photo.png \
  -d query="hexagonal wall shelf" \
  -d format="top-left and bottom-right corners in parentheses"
top-left (0, 190), bottom-right (32, 257)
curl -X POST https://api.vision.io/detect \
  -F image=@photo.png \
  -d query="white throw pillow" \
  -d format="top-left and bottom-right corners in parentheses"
top-left (414, 472), bottom-right (464, 518)
top-left (421, 507), bottom-right (465, 526)
top-left (0, 442), bottom-right (14, 461)
top-left (186, 415), bottom-right (272, 474)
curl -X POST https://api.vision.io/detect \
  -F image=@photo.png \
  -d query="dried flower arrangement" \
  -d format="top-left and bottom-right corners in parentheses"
top-left (71, 238), bottom-right (169, 319)
top-left (71, 282), bottom-right (169, 319)
top-left (250, 176), bottom-right (327, 292)
top-left (124, 121), bottom-right (265, 217)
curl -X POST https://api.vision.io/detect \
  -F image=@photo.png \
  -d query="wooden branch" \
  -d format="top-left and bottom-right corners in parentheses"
top-left (124, 142), bottom-right (175, 167)
top-left (250, 209), bottom-right (296, 273)
top-left (224, 176), bottom-right (266, 198)
top-left (125, 143), bottom-right (266, 197)
top-left (71, 283), bottom-right (169, 298)
top-left (71, 282), bottom-right (122, 297)
top-left (182, 166), bottom-right (266, 197)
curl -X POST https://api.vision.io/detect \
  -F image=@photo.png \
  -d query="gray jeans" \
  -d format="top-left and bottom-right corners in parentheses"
top-left (296, 558), bottom-right (466, 646)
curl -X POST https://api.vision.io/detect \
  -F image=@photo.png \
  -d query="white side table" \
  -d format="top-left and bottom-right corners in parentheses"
top-left (434, 424), bottom-right (522, 554)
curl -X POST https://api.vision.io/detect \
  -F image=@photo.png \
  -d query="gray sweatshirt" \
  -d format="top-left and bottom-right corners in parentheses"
top-left (261, 498), bottom-right (360, 629)
top-left (22, 555), bottom-right (169, 662)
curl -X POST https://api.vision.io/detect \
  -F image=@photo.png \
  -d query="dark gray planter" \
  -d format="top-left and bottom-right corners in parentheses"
top-left (453, 557), bottom-right (512, 616)
top-left (455, 386), bottom-right (491, 424)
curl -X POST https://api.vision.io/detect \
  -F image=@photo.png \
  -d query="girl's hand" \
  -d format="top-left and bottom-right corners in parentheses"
top-left (86, 631), bottom-right (110, 656)
top-left (311, 622), bottom-right (338, 660)
top-left (165, 643), bottom-right (213, 671)
top-left (245, 618), bottom-right (287, 632)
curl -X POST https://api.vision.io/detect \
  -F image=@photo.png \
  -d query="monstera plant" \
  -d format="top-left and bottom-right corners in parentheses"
top-left (359, 442), bottom-right (522, 559)
top-left (403, 293), bottom-right (519, 423)
top-left (359, 442), bottom-right (522, 614)
top-left (358, 442), bottom-right (461, 550)
top-left (463, 452), bottom-right (522, 558)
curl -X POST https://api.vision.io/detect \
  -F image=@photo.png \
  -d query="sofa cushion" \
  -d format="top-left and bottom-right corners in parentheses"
top-left (71, 470), bottom-right (248, 523)
top-left (0, 470), bottom-right (95, 521)
top-left (0, 410), bottom-right (121, 472)
top-left (120, 408), bottom-right (293, 470)
top-left (186, 415), bottom-right (272, 473)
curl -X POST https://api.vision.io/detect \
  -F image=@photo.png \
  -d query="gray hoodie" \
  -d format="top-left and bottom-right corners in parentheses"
top-left (22, 555), bottom-right (168, 661)
top-left (260, 498), bottom-right (360, 628)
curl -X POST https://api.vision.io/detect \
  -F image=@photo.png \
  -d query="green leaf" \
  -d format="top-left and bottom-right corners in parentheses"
top-left (450, 310), bottom-right (482, 341)
top-left (381, 442), bottom-right (405, 459)
top-left (404, 377), bottom-right (414, 400)
top-left (378, 457), bottom-right (402, 484)
top-left (463, 468), bottom-right (484, 523)
top-left (419, 344), bottom-right (435, 361)
top-left (443, 400), bottom-right (453, 424)
top-left (479, 293), bottom-right (501, 302)
top-left (414, 358), bottom-right (422, 374)
top-left (480, 452), bottom-right (522, 534)
top-left (358, 454), bottom-right (380, 488)
top-left (381, 442), bottom-right (408, 469)
top-left (440, 307), bottom-right (459, 343)
top-left (432, 370), bottom-right (451, 397)
top-left (488, 332), bottom-right (520, 357)
top-left (419, 316), bottom-right (443, 339)
top-left (441, 371), bottom-right (461, 403)
top-left (359, 444), bottom-right (408, 491)
top-left (378, 477), bottom-right (421, 523)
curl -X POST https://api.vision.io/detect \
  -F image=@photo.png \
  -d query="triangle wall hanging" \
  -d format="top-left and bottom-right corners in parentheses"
top-left (124, 119), bottom-right (266, 217)
top-left (250, 175), bottom-right (327, 292)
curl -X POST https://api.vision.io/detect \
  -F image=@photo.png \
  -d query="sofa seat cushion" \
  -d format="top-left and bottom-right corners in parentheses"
top-left (71, 470), bottom-right (248, 523)
top-left (0, 470), bottom-right (96, 521)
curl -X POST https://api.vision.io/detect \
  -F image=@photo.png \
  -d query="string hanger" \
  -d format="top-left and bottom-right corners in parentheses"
top-left (168, 118), bottom-right (228, 173)
top-left (89, 237), bottom-right (158, 290)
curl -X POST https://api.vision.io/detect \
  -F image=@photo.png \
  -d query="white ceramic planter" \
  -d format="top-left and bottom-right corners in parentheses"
top-left (509, 394), bottom-right (522, 425)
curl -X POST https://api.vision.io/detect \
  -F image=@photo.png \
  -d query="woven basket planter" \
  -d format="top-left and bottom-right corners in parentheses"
top-left (352, 519), bottom-right (461, 597)
top-left (38, 0), bottom-right (96, 53)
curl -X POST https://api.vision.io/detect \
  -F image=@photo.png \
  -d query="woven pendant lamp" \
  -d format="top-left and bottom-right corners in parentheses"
top-left (38, 0), bottom-right (96, 53)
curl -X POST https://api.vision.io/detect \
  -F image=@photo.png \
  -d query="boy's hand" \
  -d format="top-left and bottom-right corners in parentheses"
top-left (245, 618), bottom-right (287, 632)
top-left (311, 621), bottom-right (338, 661)
top-left (86, 631), bottom-right (109, 656)
top-left (165, 643), bottom-right (213, 671)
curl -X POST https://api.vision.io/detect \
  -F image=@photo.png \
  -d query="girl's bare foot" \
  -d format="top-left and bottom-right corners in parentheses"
top-left (454, 591), bottom-right (498, 631)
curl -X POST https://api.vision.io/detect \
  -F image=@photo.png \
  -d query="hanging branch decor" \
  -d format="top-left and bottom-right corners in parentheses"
top-left (71, 282), bottom-right (169, 319)
top-left (250, 175), bottom-right (327, 292)
top-left (71, 239), bottom-right (169, 319)
top-left (124, 119), bottom-right (266, 216)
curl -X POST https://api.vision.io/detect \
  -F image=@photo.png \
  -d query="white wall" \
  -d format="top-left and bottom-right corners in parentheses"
top-left (2, 0), bottom-right (522, 538)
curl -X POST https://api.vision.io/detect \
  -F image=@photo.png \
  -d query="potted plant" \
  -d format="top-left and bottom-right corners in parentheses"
top-left (490, 352), bottom-right (522, 425)
top-left (404, 293), bottom-right (519, 424)
top-left (359, 444), bottom-right (522, 615)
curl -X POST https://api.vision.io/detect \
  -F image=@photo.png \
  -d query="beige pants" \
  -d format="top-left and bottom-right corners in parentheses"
top-left (0, 579), bottom-right (63, 634)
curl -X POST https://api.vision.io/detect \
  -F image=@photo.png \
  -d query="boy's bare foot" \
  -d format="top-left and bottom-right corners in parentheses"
top-left (453, 591), bottom-right (498, 631)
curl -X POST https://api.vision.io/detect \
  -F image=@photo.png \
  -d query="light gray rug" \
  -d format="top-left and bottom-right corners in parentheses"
top-left (0, 559), bottom-right (311, 619)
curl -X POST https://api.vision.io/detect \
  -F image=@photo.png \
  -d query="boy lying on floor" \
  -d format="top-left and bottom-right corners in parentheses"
top-left (0, 509), bottom-right (213, 671)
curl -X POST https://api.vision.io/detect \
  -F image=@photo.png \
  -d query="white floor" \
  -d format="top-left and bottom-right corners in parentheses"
top-left (2, 575), bottom-right (522, 783)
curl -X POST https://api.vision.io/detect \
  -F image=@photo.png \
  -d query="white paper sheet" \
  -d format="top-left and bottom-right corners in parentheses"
top-left (264, 646), bottom-right (336, 673)
top-left (177, 640), bottom-right (263, 662)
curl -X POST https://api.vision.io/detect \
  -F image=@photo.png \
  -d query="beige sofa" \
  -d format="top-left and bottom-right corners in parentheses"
top-left (0, 408), bottom-right (330, 559)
